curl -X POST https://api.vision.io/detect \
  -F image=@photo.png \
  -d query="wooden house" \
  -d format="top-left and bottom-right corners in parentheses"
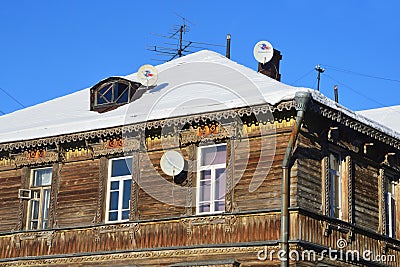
top-left (0, 50), bottom-right (399, 266)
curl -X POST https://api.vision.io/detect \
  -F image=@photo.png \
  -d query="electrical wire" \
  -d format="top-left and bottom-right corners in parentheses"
top-left (324, 74), bottom-right (393, 109)
top-left (323, 65), bottom-right (400, 84)
top-left (290, 69), bottom-right (315, 85)
top-left (0, 87), bottom-right (26, 108)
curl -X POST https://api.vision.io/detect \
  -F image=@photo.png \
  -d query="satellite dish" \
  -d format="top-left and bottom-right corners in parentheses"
top-left (253, 41), bottom-right (274, 64)
top-left (160, 151), bottom-right (185, 176)
top-left (137, 64), bottom-right (158, 87)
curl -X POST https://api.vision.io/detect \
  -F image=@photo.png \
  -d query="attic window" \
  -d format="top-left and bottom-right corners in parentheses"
top-left (90, 78), bottom-right (141, 113)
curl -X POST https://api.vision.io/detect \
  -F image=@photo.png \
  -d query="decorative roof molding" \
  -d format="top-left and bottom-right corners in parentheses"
top-left (2, 99), bottom-right (400, 155)
top-left (311, 103), bottom-right (400, 149)
top-left (0, 245), bottom-right (265, 266)
top-left (0, 101), bottom-right (295, 152)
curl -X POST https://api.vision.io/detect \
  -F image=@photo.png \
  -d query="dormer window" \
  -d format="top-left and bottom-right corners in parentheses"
top-left (90, 77), bottom-right (141, 113)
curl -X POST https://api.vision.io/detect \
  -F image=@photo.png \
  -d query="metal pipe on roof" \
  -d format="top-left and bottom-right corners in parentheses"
top-left (226, 34), bottom-right (231, 59)
top-left (334, 85), bottom-right (339, 103)
top-left (280, 91), bottom-right (311, 267)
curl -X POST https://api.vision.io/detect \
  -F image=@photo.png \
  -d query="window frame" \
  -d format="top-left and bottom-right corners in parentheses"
top-left (90, 78), bottom-right (141, 113)
top-left (196, 143), bottom-right (227, 215)
top-left (386, 179), bottom-right (396, 238)
top-left (26, 167), bottom-right (52, 230)
top-left (329, 152), bottom-right (343, 220)
top-left (105, 156), bottom-right (133, 223)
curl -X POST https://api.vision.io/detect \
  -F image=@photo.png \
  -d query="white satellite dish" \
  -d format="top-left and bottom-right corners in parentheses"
top-left (137, 64), bottom-right (158, 87)
top-left (160, 151), bottom-right (185, 176)
top-left (253, 41), bottom-right (274, 64)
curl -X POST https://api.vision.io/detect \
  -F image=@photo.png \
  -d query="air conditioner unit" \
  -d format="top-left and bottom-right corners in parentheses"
top-left (18, 189), bottom-right (32, 200)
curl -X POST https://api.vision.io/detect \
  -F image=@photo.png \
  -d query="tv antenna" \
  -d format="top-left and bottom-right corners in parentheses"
top-left (147, 15), bottom-right (225, 62)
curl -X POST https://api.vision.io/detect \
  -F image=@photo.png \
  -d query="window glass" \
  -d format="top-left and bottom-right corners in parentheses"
top-left (110, 191), bottom-right (119, 210)
top-left (201, 145), bottom-right (226, 166)
top-left (32, 168), bottom-right (52, 187)
top-left (122, 179), bottom-right (132, 209)
top-left (94, 81), bottom-right (134, 109)
top-left (111, 158), bottom-right (132, 177)
top-left (386, 180), bottom-right (396, 237)
top-left (115, 83), bottom-right (129, 103)
top-left (200, 180), bottom-right (211, 202)
top-left (215, 169), bottom-right (226, 201)
top-left (329, 153), bottom-right (342, 219)
top-left (98, 84), bottom-right (113, 104)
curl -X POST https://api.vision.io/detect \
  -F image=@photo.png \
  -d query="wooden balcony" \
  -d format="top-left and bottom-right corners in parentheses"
top-left (0, 210), bottom-right (399, 266)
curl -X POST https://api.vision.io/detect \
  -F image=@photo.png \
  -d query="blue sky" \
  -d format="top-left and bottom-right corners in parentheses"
top-left (0, 1), bottom-right (399, 115)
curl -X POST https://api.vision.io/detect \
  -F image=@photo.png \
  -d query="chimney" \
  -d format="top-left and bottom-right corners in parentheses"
top-left (258, 49), bottom-right (282, 81)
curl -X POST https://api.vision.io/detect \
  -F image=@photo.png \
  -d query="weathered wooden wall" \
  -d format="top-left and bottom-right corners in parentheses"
top-left (0, 169), bottom-right (21, 232)
top-left (56, 159), bottom-right (101, 227)
top-left (137, 149), bottom-right (187, 220)
top-left (353, 162), bottom-right (379, 231)
top-left (233, 129), bottom-right (298, 212)
top-left (296, 133), bottom-right (323, 214)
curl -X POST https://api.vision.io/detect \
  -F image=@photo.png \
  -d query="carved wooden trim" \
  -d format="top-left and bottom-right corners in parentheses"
top-left (0, 156), bottom-right (15, 171)
top-left (185, 144), bottom-right (196, 216)
top-left (92, 138), bottom-right (140, 158)
top-left (341, 155), bottom-right (350, 223)
top-left (15, 167), bottom-right (30, 231)
top-left (130, 151), bottom-right (140, 221)
top-left (14, 150), bottom-right (59, 168)
top-left (48, 163), bottom-right (60, 228)
top-left (12, 230), bottom-right (55, 250)
top-left (225, 138), bottom-right (234, 213)
top-left (379, 168), bottom-right (386, 235)
top-left (346, 155), bottom-right (353, 224)
top-left (181, 215), bottom-right (238, 238)
top-left (0, 101), bottom-right (295, 153)
top-left (180, 123), bottom-right (237, 146)
top-left (94, 157), bottom-right (108, 224)
top-left (92, 223), bottom-right (141, 244)
top-left (321, 156), bottom-right (330, 216)
top-left (61, 147), bottom-right (92, 162)
top-left (312, 103), bottom-right (400, 149)
top-left (0, 245), bottom-right (262, 266)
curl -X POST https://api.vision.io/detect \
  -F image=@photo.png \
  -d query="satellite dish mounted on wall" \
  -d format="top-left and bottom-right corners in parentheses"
top-left (137, 64), bottom-right (158, 87)
top-left (160, 151), bottom-right (188, 185)
top-left (253, 41), bottom-right (274, 64)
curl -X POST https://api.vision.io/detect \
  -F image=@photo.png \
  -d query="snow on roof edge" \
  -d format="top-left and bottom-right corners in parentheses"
top-left (1, 50), bottom-right (400, 146)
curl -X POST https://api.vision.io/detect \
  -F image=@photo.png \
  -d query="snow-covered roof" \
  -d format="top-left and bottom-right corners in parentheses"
top-left (0, 50), bottom-right (399, 145)
top-left (357, 106), bottom-right (400, 134)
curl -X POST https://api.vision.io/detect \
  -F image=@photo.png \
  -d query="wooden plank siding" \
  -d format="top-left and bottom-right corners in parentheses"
top-left (353, 163), bottom-right (379, 231)
top-left (233, 131), bottom-right (298, 211)
top-left (0, 169), bottom-right (21, 232)
top-left (56, 160), bottom-right (101, 228)
top-left (296, 133), bottom-right (323, 214)
top-left (137, 149), bottom-right (187, 220)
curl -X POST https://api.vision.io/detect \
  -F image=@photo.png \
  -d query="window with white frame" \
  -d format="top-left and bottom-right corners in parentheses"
top-left (196, 143), bottom-right (227, 214)
top-left (329, 153), bottom-right (342, 219)
top-left (27, 167), bottom-right (52, 230)
top-left (106, 157), bottom-right (132, 223)
top-left (386, 179), bottom-right (396, 238)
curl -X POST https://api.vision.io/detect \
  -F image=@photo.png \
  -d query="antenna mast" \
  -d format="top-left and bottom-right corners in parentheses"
top-left (147, 15), bottom-right (225, 62)
top-left (315, 64), bottom-right (325, 91)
